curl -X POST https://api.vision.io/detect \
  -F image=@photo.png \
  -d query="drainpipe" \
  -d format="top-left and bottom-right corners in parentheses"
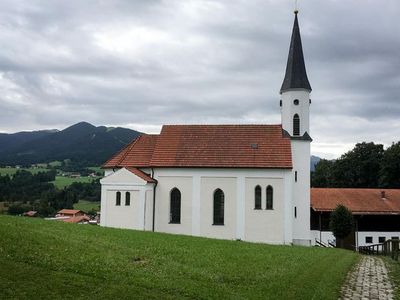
top-left (319, 212), bottom-right (322, 242)
top-left (151, 168), bottom-right (157, 232)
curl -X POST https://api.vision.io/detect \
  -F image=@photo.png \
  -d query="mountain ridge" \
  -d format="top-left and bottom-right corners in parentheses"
top-left (0, 122), bottom-right (142, 165)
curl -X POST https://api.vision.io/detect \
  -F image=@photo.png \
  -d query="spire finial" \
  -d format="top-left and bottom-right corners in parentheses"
top-left (294, 0), bottom-right (299, 14)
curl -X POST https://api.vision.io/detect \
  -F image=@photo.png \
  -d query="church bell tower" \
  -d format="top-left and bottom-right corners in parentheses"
top-left (281, 10), bottom-right (312, 245)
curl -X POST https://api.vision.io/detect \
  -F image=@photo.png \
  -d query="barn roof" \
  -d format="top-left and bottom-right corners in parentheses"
top-left (103, 124), bottom-right (292, 169)
top-left (311, 188), bottom-right (400, 215)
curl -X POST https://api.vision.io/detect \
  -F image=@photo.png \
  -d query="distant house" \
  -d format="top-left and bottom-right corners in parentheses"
top-left (70, 173), bottom-right (81, 178)
top-left (48, 209), bottom-right (90, 224)
top-left (311, 188), bottom-right (400, 248)
top-left (23, 211), bottom-right (38, 217)
top-left (63, 215), bottom-right (90, 224)
top-left (57, 209), bottom-right (85, 218)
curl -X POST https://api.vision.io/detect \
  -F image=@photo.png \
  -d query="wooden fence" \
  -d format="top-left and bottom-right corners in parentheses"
top-left (358, 239), bottom-right (399, 261)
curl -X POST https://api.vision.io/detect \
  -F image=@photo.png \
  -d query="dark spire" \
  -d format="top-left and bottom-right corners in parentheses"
top-left (280, 11), bottom-right (312, 94)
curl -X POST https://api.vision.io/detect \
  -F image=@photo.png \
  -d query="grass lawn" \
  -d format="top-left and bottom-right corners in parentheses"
top-left (73, 200), bottom-right (100, 212)
top-left (384, 258), bottom-right (400, 299)
top-left (51, 176), bottom-right (96, 188)
top-left (0, 215), bottom-right (358, 299)
top-left (0, 167), bottom-right (49, 176)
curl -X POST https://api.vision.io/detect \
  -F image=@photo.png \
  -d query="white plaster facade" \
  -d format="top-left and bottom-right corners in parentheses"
top-left (311, 230), bottom-right (400, 248)
top-left (100, 168), bottom-right (299, 245)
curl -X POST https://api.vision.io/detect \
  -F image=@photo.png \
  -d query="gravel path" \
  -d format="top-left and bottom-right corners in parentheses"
top-left (340, 256), bottom-right (394, 300)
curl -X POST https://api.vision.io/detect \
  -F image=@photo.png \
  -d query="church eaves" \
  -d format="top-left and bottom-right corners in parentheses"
top-left (280, 11), bottom-right (312, 94)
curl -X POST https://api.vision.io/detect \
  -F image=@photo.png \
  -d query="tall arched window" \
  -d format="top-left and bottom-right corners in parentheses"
top-left (116, 191), bottom-right (121, 206)
top-left (266, 186), bottom-right (273, 210)
top-left (213, 189), bottom-right (225, 225)
top-left (254, 185), bottom-right (261, 209)
top-left (293, 114), bottom-right (300, 136)
top-left (125, 192), bottom-right (130, 206)
top-left (170, 188), bottom-right (181, 224)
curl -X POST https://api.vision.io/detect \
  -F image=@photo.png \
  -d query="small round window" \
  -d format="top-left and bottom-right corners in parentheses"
top-left (293, 99), bottom-right (299, 105)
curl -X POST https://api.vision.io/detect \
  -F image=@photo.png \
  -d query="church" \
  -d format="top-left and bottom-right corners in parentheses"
top-left (100, 11), bottom-right (312, 246)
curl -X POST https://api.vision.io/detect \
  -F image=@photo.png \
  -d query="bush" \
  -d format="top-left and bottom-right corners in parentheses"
top-left (330, 205), bottom-right (354, 248)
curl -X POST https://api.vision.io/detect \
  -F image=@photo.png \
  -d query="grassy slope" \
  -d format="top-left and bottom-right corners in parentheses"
top-left (73, 200), bottom-right (100, 212)
top-left (0, 215), bottom-right (358, 300)
top-left (385, 258), bottom-right (400, 299)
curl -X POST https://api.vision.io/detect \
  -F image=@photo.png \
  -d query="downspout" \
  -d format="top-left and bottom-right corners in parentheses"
top-left (151, 168), bottom-right (157, 232)
top-left (319, 212), bottom-right (322, 242)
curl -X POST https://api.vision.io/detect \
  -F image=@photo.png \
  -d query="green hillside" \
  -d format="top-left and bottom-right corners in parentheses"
top-left (0, 215), bottom-right (358, 299)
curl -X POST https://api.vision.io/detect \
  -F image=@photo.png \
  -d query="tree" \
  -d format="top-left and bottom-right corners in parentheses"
top-left (330, 205), bottom-right (354, 248)
top-left (311, 159), bottom-right (335, 187)
top-left (333, 142), bottom-right (384, 188)
top-left (379, 142), bottom-right (400, 188)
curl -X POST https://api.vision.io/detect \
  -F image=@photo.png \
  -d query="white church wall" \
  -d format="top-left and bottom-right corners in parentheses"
top-left (152, 168), bottom-right (293, 243)
top-left (104, 189), bottom-right (141, 229)
top-left (244, 177), bottom-right (285, 244)
top-left (291, 140), bottom-right (311, 245)
top-left (101, 167), bottom-right (299, 245)
top-left (200, 176), bottom-right (237, 240)
top-left (144, 190), bottom-right (154, 231)
top-left (100, 168), bottom-right (154, 230)
top-left (154, 176), bottom-right (193, 235)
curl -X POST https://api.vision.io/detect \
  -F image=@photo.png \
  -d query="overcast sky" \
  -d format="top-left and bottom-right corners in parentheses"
top-left (0, 0), bottom-right (399, 159)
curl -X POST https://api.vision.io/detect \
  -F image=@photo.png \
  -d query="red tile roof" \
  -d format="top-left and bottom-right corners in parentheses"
top-left (311, 188), bottom-right (400, 215)
top-left (57, 209), bottom-right (84, 215)
top-left (126, 167), bottom-right (157, 183)
top-left (63, 215), bottom-right (90, 223)
top-left (103, 134), bottom-right (158, 168)
top-left (103, 125), bottom-right (292, 169)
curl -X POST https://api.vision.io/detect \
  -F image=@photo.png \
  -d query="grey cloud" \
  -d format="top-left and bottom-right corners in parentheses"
top-left (0, 0), bottom-right (399, 158)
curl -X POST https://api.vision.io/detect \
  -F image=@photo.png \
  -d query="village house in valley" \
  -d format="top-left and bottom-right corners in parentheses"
top-left (100, 11), bottom-right (313, 246)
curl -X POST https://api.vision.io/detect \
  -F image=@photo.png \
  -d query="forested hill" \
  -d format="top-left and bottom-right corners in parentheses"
top-left (0, 122), bottom-right (141, 165)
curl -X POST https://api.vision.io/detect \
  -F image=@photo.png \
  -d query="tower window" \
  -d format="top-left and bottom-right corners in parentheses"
top-left (170, 188), bottom-right (181, 224)
top-left (293, 99), bottom-right (299, 105)
top-left (125, 192), bottom-right (130, 206)
top-left (295, 171), bottom-right (298, 182)
top-left (266, 186), bottom-right (273, 210)
top-left (294, 206), bottom-right (297, 218)
top-left (279, 99), bottom-right (282, 107)
top-left (293, 114), bottom-right (300, 136)
top-left (213, 189), bottom-right (225, 225)
top-left (254, 185), bottom-right (261, 209)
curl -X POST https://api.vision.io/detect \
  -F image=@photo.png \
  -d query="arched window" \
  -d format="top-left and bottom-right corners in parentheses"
top-left (254, 185), bottom-right (261, 209)
top-left (293, 114), bottom-right (300, 136)
top-left (125, 192), bottom-right (130, 206)
top-left (266, 186), bottom-right (273, 210)
top-left (213, 189), bottom-right (225, 225)
top-left (116, 191), bottom-right (121, 206)
top-left (170, 188), bottom-right (181, 224)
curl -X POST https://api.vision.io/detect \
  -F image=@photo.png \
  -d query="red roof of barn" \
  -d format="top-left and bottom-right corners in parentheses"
top-left (103, 125), bottom-right (292, 169)
top-left (311, 188), bottom-right (400, 215)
